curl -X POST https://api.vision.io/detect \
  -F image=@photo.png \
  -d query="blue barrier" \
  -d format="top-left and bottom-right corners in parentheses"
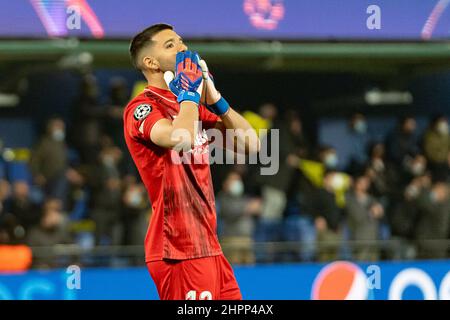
top-left (0, 260), bottom-right (449, 300)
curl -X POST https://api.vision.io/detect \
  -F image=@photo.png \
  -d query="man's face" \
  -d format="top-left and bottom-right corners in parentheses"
top-left (403, 118), bottom-right (416, 134)
top-left (148, 29), bottom-right (188, 72)
top-left (356, 176), bottom-right (370, 192)
top-left (13, 181), bottom-right (29, 199)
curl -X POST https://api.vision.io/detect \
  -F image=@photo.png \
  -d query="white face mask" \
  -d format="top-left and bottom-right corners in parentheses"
top-left (229, 180), bottom-right (244, 197)
top-left (406, 184), bottom-right (420, 199)
top-left (411, 162), bottom-right (425, 176)
top-left (354, 120), bottom-right (367, 134)
top-left (437, 121), bottom-right (449, 135)
top-left (102, 155), bottom-right (115, 167)
top-left (324, 153), bottom-right (338, 169)
top-left (129, 190), bottom-right (143, 207)
top-left (331, 174), bottom-right (345, 190)
top-left (372, 158), bottom-right (385, 172)
top-left (52, 129), bottom-right (65, 142)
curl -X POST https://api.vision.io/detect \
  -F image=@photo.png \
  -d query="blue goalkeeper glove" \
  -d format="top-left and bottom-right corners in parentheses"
top-left (164, 51), bottom-right (203, 105)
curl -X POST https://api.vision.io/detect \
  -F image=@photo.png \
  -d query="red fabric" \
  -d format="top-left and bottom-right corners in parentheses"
top-left (123, 85), bottom-right (221, 262)
top-left (147, 254), bottom-right (242, 300)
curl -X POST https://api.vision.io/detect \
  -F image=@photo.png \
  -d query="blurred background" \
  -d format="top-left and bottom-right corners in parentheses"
top-left (0, 0), bottom-right (449, 299)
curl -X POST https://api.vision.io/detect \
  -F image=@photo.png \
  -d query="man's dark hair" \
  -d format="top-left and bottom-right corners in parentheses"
top-left (129, 23), bottom-right (173, 70)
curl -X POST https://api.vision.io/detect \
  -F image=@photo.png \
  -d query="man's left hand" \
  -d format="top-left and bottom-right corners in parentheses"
top-left (198, 59), bottom-right (230, 116)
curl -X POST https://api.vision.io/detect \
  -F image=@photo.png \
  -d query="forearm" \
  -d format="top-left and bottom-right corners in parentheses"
top-left (171, 101), bottom-right (199, 150)
top-left (220, 108), bottom-right (260, 154)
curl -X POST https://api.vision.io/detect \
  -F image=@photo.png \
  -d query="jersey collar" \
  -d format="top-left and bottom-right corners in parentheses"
top-left (144, 85), bottom-right (177, 104)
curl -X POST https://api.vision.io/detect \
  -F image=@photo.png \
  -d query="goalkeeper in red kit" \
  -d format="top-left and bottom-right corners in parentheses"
top-left (124, 24), bottom-right (260, 300)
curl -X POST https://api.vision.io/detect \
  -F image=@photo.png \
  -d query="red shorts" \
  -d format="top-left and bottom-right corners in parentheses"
top-left (147, 254), bottom-right (242, 300)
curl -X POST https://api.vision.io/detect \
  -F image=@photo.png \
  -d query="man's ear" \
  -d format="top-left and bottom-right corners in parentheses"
top-left (142, 56), bottom-right (160, 71)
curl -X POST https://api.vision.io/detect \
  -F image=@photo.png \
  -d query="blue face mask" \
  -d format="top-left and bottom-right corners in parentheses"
top-left (129, 190), bottom-right (143, 207)
top-left (52, 129), bottom-right (65, 142)
top-left (354, 120), bottom-right (367, 134)
top-left (229, 180), bottom-right (244, 197)
top-left (324, 153), bottom-right (338, 169)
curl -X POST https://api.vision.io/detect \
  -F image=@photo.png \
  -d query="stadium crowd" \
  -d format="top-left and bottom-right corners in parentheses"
top-left (0, 74), bottom-right (449, 269)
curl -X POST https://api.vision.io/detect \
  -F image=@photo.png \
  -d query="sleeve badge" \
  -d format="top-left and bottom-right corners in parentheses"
top-left (133, 104), bottom-right (152, 120)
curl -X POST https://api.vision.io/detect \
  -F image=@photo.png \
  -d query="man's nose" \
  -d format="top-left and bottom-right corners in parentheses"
top-left (179, 43), bottom-right (188, 52)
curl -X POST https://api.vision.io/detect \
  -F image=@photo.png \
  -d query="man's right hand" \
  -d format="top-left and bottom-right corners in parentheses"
top-left (164, 51), bottom-right (203, 105)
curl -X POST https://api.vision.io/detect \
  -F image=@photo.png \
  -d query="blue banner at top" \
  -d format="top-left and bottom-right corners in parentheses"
top-left (0, 0), bottom-right (449, 40)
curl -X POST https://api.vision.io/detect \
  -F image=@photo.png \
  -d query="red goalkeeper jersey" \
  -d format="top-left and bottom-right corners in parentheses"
top-left (123, 85), bottom-right (222, 262)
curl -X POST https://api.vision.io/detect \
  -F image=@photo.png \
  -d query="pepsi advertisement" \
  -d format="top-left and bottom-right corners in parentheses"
top-left (0, 260), bottom-right (449, 300)
top-left (0, 0), bottom-right (449, 40)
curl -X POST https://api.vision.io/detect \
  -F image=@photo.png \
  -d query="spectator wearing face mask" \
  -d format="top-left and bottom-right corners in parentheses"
top-left (365, 142), bottom-right (398, 201)
top-left (217, 171), bottom-right (261, 265)
top-left (319, 146), bottom-right (339, 171)
top-left (30, 117), bottom-right (69, 205)
top-left (312, 171), bottom-right (344, 262)
top-left (400, 153), bottom-right (428, 187)
top-left (90, 143), bottom-right (123, 246)
top-left (345, 175), bottom-right (384, 261)
top-left (122, 176), bottom-right (150, 248)
top-left (389, 173), bottom-right (432, 259)
top-left (414, 182), bottom-right (450, 259)
top-left (26, 198), bottom-right (72, 268)
top-left (347, 113), bottom-right (370, 174)
top-left (287, 146), bottom-right (351, 262)
top-left (423, 115), bottom-right (450, 182)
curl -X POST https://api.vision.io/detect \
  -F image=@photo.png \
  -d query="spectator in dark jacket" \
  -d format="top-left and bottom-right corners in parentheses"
top-left (389, 173), bottom-right (432, 259)
top-left (69, 73), bottom-right (104, 166)
top-left (30, 117), bottom-right (69, 204)
top-left (345, 175), bottom-right (384, 261)
top-left (90, 144), bottom-right (123, 246)
top-left (9, 181), bottom-right (40, 232)
top-left (217, 171), bottom-right (261, 264)
top-left (365, 142), bottom-right (399, 206)
top-left (423, 115), bottom-right (450, 182)
top-left (415, 182), bottom-right (450, 259)
top-left (26, 199), bottom-right (72, 268)
top-left (347, 113), bottom-right (370, 174)
top-left (313, 171), bottom-right (343, 261)
top-left (122, 176), bottom-right (150, 246)
top-left (386, 116), bottom-right (419, 165)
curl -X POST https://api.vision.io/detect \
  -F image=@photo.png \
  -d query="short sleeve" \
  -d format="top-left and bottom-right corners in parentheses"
top-left (199, 104), bottom-right (219, 130)
top-left (125, 102), bottom-right (165, 141)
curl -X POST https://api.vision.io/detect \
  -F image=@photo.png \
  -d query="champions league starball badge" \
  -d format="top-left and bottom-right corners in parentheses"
top-left (134, 104), bottom-right (152, 120)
